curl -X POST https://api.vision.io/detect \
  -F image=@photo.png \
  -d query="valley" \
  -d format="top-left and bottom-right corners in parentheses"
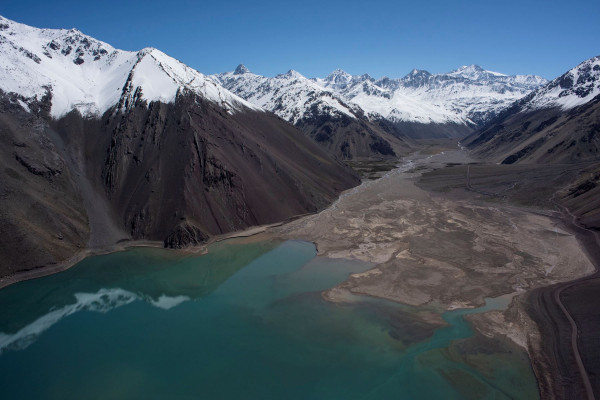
top-left (0, 13), bottom-right (599, 400)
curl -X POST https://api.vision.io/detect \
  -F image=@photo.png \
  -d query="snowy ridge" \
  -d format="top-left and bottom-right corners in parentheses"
top-left (213, 65), bottom-right (360, 124)
top-left (0, 16), bottom-right (259, 118)
top-left (314, 65), bottom-right (548, 125)
top-left (525, 55), bottom-right (600, 111)
top-left (218, 62), bottom-right (547, 127)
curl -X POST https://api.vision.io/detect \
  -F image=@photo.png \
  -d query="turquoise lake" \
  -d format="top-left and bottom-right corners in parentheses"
top-left (0, 239), bottom-right (539, 399)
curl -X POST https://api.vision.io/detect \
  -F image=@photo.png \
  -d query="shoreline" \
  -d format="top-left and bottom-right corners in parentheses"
top-left (0, 214), bottom-right (312, 291)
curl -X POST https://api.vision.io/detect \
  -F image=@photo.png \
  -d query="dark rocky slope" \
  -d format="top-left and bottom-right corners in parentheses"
top-left (0, 89), bottom-right (360, 278)
top-left (0, 91), bottom-right (89, 276)
top-left (295, 109), bottom-right (413, 159)
top-left (560, 163), bottom-right (600, 231)
top-left (464, 94), bottom-right (600, 164)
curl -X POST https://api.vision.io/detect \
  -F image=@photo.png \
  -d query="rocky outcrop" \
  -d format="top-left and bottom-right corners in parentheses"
top-left (163, 222), bottom-right (209, 249)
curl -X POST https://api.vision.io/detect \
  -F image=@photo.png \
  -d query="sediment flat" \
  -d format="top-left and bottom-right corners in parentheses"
top-left (271, 149), bottom-right (596, 396)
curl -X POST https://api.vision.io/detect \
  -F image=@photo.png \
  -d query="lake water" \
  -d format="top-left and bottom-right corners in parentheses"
top-left (0, 239), bottom-right (539, 399)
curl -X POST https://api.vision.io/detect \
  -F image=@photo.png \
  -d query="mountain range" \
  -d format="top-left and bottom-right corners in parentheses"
top-left (215, 63), bottom-right (548, 148)
top-left (214, 66), bottom-right (413, 159)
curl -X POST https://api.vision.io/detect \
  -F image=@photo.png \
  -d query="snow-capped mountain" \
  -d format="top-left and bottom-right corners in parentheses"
top-left (523, 56), bottom-right (600, 111)
top-left (214, 65), bottom-right (360, 124)
top-left (314, 65), bottom-right (548, 126)
top-left (465, 55), bottom-right (600, 164)
top-left (214, 65), bottom-right (413, 159)
top-left (0, 16), bottom-right (360, 276)
top-left (217, 63), bottom-right (547, 141)
top-left (0, 15), bottom-right (258, 118)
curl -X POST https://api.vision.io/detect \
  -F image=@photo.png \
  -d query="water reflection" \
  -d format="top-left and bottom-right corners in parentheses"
top-left (0, 288), bottom-right (138, 353)
top-left (0, 240), bottom-right (279, 349)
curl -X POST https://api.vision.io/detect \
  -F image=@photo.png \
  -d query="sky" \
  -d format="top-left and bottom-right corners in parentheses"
top-left (2, 0), bottom-right (599, 80)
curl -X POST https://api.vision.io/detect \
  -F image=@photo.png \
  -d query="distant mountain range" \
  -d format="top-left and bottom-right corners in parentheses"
top-left (214, 66), bottom-right (412, 159)
top-left (313, 64), bottom-right (547, 126)
top-left (214, 63), bottom-right (548, 147)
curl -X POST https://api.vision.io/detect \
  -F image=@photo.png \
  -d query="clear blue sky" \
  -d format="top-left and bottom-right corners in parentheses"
top-left (2, 0), bottom-right (599, 79)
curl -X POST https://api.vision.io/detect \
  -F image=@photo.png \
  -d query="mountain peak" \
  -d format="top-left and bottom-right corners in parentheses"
top-left (234, 64), bottom-right (250, 75)
top-left (405, 68), bottom-right (432, 77)
top-left (448, 64), bottom-right (485, 76)
top-left (446, 64), bottom-right (507, 79)
top-left (456, 64), bottom-right (484, 72)
top-left (399, 69), bottom-right (432, 87)
top-left (323, 69), bottom-right (353, 88)
top-left (330, 68), bottom-right (349, 75)
top-left (278, 69), bottom-right (304, 79)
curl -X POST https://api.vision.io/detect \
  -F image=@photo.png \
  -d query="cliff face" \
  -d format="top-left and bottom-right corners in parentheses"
top-left (0, 90), bottom-right (360, 278)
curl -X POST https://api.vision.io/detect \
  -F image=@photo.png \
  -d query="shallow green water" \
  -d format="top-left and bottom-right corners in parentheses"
top-left (0, 240), bottom-right (538, 399)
